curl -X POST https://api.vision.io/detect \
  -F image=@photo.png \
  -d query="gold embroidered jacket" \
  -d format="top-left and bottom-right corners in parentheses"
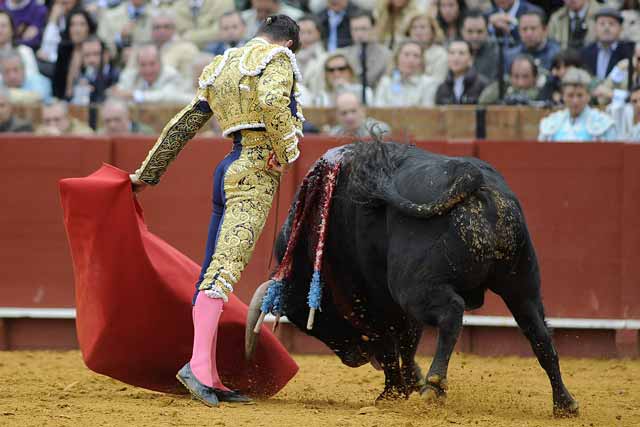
top-left (134, 37), bottom-right (304, 185)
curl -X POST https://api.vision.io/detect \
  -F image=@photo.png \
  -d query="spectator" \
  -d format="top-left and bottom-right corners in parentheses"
top-left (0, 49), bottom-right (52, 103)
top-left (329, 91), bottom-right (390, 138)
top-left (53, 9), bottom-right (97, 100)
top-left (99, 97), bottom-right (154, 134)
top-left (0, 86), bottom-right (32, 132)
top-left (405, 12), bottom-right (448, 82)
top-left (538, 49), bottom-right (585, 105)
top-left (621, 1), bottom-right (640, 45)
top-left (436, 0), bottom-right (466, 42)
top-left (70, 36), bottom-right (120, 105)
top-left (98, 0), bottom-right (155, 54)
top-left (37, 0), bottom-right (82, 71)
top-left (461, 10), bottom-right (499, 81)
top-left (242, 0), bottom-right (304, 38)
top-left (312, 51), bottom-right (373, 106)
top-left (479, 54), bottom-right (542, 104)
top-left (607, 84), bottom-right (640, 141)
top-left (374, 0), bottom-right (420, 50)
top-left (505, 10), bottom-right (561, 73)
top-left (36, 99), bottom-right (94, 135)
top-left (0, 11), bottom-right (39, 80)
top-left (0, 0), bottom-right (47, 50)
top-left (548, 0), bottom-right (602, 50)
top-left (374, 40), bottom-right (440, 106)
top-left (486, 0), bottom-right (543, 46)
top-left (316, 0), bottom-right (362, 51)
top-left (539, 67), bottom-right (616, 141)
top-left (145, 11), bottom-right (200, 79)
top-left (343, 11), bottom-right (391, 90)
top-left (109, 43), bottom-right (188, 103)
top-left (580, 8), bottom-right (635, 81)
top-left (435, 39), bottom-right (488, 104)
top-left (597, 44), bottom-right (640, 96)
top-left (171, 0), bottom-right (234, 49)
top-left (296, 15), bottom-right (326, 86)
top-left (205, 11), bottom-right (248, 56)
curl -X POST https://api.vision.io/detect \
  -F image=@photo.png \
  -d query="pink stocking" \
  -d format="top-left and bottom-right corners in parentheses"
top-left (189, 292), bottom-right (231, 391)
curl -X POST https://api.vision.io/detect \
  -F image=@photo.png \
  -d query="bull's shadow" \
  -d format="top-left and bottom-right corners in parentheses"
top-left (246, 140), bottom-right (578, 418)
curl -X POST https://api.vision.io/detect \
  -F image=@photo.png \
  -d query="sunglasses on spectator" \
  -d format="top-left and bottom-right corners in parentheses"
top-left (326, 65), bottom-right (350, 72)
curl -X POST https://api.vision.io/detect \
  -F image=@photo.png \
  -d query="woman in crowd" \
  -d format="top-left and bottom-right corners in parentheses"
top-left (374, 0), bottom-right (420, 50)
top-left (539, 67), bottom-right (617, 141)
top-left (52, 8), bottom-right (97, 100)
top-left (405, 12), bottom-right (448, 82)
top-left (436, 0), bottom-right (466, 42)
top-left (435, 39), bottom-right (488, 104)
top-left (374, 40), bottom-right (440, 106)
top-left (37, 0), bottom-right (83, 76)
top-left (0, 11), bottom-right (39, 79)
top-left (312, 52), bottom-right (373, 107)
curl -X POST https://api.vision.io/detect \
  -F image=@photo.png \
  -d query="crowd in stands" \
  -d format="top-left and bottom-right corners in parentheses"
top-left (1, 0), bottom-right (640, 141)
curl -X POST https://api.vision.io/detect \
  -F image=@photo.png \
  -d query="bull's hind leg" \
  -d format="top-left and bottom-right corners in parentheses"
top-left (501, 294), bottom-right (579, 417)
top-left (404, 287), bottom-right (465, 401)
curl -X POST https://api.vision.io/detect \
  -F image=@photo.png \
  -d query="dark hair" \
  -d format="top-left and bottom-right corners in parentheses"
top-left (462, 9), bottom-right (487, 26)
top-left (437, 0), bottom-right (467, 37)
top-left (550, 49), bottom-right (583, 70)
top-left (63, 8), bottom-right (98, 42)
top-left (0, 11), bottom-right (16, 45)
top-left (448, 38), bottom-right (472, 54)
top-left (257, 14), bottom-right (300, 52)
top-left (349, 10), bottom-right (376, 26)
top-left (520, 9), bottom-right (548, 27)
top-left (298, 14), bottom-right (321, 31)
top-left (511, 54), bottom-right (538, 77)
top-left (82, 35), bottom-right (107, 51)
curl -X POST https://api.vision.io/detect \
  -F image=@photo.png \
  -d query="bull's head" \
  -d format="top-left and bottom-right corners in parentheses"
top-left (245, 282), bottom-right (378, 369)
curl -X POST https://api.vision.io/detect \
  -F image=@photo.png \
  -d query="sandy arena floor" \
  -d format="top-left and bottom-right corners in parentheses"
top-left (1, 351), bottom-right (638, 427)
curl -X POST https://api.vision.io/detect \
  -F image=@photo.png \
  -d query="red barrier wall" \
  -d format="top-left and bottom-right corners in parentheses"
top-left (1, 136), bottom-right (638, 355)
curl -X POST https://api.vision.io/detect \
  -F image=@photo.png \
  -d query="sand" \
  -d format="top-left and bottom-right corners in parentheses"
top-left (1, 351), bottom-right (638, 427)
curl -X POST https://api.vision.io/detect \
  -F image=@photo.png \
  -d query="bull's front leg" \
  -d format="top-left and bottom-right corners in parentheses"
top-left (399, 324), bottom-right (425, 395)
top-left (373, 336), bottom-right (408, 402)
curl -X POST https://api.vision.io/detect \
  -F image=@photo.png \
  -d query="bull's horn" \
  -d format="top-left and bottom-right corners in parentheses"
top-left (245, 280), bottom-right (272, 361)
top-left (306, 308), bottom-right (316, 330)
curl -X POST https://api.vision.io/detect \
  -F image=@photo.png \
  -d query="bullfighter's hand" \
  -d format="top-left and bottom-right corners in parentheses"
top-left (129, 174), bottom-right (148, 193)
top-left (267, 152), bottom-right (287, 174)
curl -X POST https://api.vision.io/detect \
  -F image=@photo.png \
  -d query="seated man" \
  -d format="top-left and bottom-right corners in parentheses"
top-left (539, 67), bottom-right (616, 141)
top-left (109, 43), bottom-right (188, 104)
top-left (70, 36), bottom-right (120, 105)
top-left (99, 97), bottom-right (154, 135)
top-left (35, 99), bottom-right (94, 135)
top-left (504, 10), bottom-right (561, 74)
top-left (205, 10), bottom-right (248, 56)
top-left (328, 91), bottom-right (389, 138)
top-left (172, 0), bottom-right (234, 49)
top-left (0, 49), bottom-right (52, 104)
top-left (479, 54), bottom-right (542, 105)
top-left (0, 87), bottom-right (32, 132)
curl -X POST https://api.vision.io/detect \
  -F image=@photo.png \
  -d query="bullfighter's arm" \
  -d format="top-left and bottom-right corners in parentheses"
top-left (257, 52), bottom-right (301, 165)
top-left (132, 98), bottom-right (213, 185)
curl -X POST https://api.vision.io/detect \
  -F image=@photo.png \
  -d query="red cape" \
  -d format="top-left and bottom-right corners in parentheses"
top-left (59, 164), bottom-right (298, 396)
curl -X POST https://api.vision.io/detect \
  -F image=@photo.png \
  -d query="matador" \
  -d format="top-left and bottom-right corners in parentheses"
top-left (129, 15), bottom-right (303, 406)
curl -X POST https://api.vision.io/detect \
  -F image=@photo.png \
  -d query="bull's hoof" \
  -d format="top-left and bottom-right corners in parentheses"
top-left (553, 400), bottom-right (579, 418)
top-left (420, 375), bottom-right (447, 403)
top-left (401, 365), bottom-right (425, 395)
top-left (375, 386), bottom-right (409, 403)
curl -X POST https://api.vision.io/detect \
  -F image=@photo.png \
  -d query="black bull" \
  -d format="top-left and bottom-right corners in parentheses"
top-left (245, 141), bottom-right (578, 417)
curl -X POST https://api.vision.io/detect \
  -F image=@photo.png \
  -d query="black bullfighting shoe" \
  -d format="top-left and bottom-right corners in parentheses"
top-left (212, 388), bottom-right (252, 403)
top-left (176, 363), bottom-right (220, 407)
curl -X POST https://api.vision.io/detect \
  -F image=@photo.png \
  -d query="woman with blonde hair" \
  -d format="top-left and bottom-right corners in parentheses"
top-left (405, 12), bottom-right (448, 82)
top-left (312, 51), bottom-right (373, 107)
top-left (374, 40), bottom-right (440, 106)
top-left (374, 0), bottom-right (420, 50)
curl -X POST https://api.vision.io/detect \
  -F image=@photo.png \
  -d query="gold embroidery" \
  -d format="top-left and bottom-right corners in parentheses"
top-left (135, 98), bottom-right (212, 185)
top-left (198, 142), bottom-right (279, 297)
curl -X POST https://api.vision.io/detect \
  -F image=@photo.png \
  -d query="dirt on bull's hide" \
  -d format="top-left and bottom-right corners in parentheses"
top-left (1, 351), bottom-right (638, 427)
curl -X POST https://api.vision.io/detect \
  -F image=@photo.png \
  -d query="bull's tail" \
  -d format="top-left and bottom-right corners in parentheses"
top-left (382, 164), bottom-right (482, 219)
